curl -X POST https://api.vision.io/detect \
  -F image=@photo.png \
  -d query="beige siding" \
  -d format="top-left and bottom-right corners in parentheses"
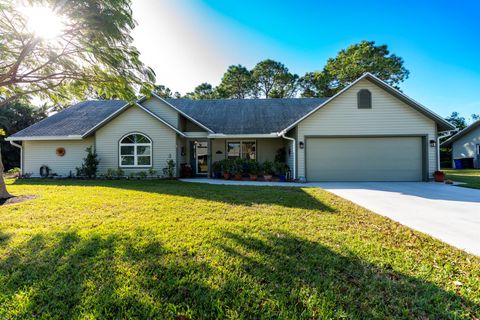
top-left (141, 97), bottom-right (179, 128)
top-left (95, 105), bottom-right (177, 175)
top-left (23, 137), bottom-right (94, 177)
top-left (452, 126), bottom-right (480, 168)
top-left (257, 139), bottom-right (284, 163)
top-left (297, 79), bottom-right (438, 178)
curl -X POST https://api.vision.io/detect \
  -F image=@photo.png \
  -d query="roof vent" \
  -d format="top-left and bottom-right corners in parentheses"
top-left (357, 89), bottom-right (372, 109)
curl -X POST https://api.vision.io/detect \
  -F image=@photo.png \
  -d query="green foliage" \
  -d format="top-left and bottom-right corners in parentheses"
top-left (252, 59), bottom-right (299, 98)
top-left (153, 85), bottom-right (181, 99)
top-left (300, 40), bottom-right (409, 97)
top-left (1, 179), bottom-right (478, 318)
top-left (217, 65), bottom-right (255, 99)
top-left (274, 147), bottom-right (287, 163)
top-left (76, 146), bottom-right (99, 178)
top-left (274, 161), bottom-right (289, 175)
top-left (0, 102), bottom-right (47, 170)
top-left (148, 168), bottom-right (157, 177)
top-left (246, 160), bottom-right (260, 175)
top-left (212, 161), bottom-right (222, 173)
top-left (137, 171), bottom-right (147, 179)
top-left (0, 0), bottom-right (155, 107)
top-left (185, 83), bottom-right (217, 100)
top-left (104, 168), bottom-right (116, 179)
top-left (262, 160), bottom-right (274, 175)
top-left (162, 159), bottom-right (175, 178)
top-left (445, 112), bottom-right (467, 131)
top-left (115, 168), bottom-right (125, 178)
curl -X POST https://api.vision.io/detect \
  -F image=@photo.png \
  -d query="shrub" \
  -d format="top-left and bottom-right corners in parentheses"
top-left (246, 160), bottom-right (260, 175)
top-left (262, 161), bottom-right (274, 175)
top-left (105, 168), bottom-right (116, 179)
top-left (148, 168), bottom-right (157, 177)
top-left (128, 172), bottom-right (136, 179)
top-left (115, 168), bottom-right (125, 178)
top-left (275, 147), bottom-right (287, 163)
top-left (274, 161), bottom-right (289, 175)
top-left (137, 171), bottom-right (147, 179)
top-left (162, 159), bottom-right (175, 178)
top-left (76, 146), bottom-right (99, 178)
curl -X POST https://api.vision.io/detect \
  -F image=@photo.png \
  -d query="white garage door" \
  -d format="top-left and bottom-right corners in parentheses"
top-left (306, 137), bottom-right (424, 182)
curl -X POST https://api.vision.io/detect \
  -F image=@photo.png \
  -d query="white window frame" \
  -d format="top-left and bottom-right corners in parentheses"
top-left (119, 132), bottom-right (152, 168)
top-left (226, 140), bottom-right (256, 160)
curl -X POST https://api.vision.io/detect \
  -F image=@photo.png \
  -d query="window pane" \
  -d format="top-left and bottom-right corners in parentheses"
top-left (121, 156), bottom-right (134, 166)
top-left (137, 146), bottom-right (150, 156)
top-left (135, 134), bottom-right (150, 143)
top-left (121, 135), bottom-right (135, 144)
top-left (227, 142), bottom-right (240, 159)
top-left (137, 156), bottom-right (151, 166)
top-left (120, 146), bottom-right (134, 155)
top-left (242, 141), bottom-right (256, 160)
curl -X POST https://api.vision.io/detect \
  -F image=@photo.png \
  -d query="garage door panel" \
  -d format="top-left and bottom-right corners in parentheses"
top-left (306, 137), bottom-right (423, 181)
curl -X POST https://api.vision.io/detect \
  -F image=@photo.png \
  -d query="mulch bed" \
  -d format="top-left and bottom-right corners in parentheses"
top-left (0, 195), bottom-right (38, 206)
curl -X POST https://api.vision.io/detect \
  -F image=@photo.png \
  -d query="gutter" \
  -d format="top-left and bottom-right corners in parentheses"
top-left (278, 131), bottom-right (296, 180)
top-left (9, 140), bottom-right (23, 175)
top-left (207, 133), bottom-right (278, 139)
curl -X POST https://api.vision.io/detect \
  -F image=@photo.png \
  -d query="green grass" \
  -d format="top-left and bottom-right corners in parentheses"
top-left (444, 169), bottom-right (480, 189)
top-left (0, 179), bottom-right (479, 319)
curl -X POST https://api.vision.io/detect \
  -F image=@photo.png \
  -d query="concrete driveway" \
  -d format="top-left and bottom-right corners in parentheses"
top-left (318, 182), bottom-right (480, 256)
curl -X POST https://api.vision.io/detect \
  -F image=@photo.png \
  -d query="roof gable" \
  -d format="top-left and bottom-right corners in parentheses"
top-left (441, 120), bottom-right (480, 147)
top-left (282, 73), bottom-right (455, 133)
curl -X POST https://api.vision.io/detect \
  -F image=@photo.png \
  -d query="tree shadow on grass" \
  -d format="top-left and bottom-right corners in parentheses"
top-left (11, 179), bottom-right (336, 211)
top-left (0, 229), bottom-right (478, 319)
top-left (216, 229), bottom-right (479, 319)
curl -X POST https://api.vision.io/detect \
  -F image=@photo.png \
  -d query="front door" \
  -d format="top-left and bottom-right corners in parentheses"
top-left (195, 141), bottom-right (209, 175)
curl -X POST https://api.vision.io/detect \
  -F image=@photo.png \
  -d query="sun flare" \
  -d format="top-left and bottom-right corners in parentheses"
top-left (21, 6), bottom-right (66, 39)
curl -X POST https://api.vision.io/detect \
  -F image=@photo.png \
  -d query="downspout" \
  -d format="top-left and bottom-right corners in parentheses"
top-left (437, 130), bottom-right (456, 171)
top-left (9, 140), bottom-right (23, 175)
top-left (279, 131), bottom-right (296, 180)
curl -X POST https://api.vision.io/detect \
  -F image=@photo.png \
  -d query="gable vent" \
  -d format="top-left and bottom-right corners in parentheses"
top-left (357, 89), bottom-right (372, 109)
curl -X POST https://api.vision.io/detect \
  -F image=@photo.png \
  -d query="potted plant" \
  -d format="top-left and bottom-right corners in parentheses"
top-left (222, 159), bottom-right (232, 180)
top-left (248, 160), bottom-right (260, 181)
top-left (262, 161), bottom-right (274, 181)
top-left (275, 162), bottom-right (289, 182)
top-left (433, 170), bottom-right (445, 182)
top-left (233, 159), bottom-right (243, 180)
top-left (212, 161), bottom-right (222, 179)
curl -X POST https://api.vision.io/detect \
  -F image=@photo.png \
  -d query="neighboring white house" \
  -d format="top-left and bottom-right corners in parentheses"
top-left (6, 73), bottom-right (455, 182)
top-left (441, 120), bottom-right (480, 168)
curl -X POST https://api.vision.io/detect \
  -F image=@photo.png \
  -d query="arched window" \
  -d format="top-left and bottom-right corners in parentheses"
top-left (357, 89), bottom-right (372, 109)
top-left (119, 133), bottom-right (152, 167)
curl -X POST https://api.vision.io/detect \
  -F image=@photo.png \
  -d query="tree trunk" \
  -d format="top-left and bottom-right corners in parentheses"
top-left (0, 147), bottom-right (12, 199)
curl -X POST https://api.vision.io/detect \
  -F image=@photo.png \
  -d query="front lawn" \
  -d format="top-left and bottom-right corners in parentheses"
top-left (0, 179), bottom-right (479, 319)
top-left (444, 169), bottom-right (480, 189)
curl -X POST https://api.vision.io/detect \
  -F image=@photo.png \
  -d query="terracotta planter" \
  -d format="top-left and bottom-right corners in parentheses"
top-left (250, 174), bottom-right (258, 181)
top-left (434, 172), bottom-right (445, 182)
top-left (234, 174), bottom-right (242, 180)
top-left (223, 173), bottom-right (231, 180)
top-left (264, 174), bottom-right (273, 181)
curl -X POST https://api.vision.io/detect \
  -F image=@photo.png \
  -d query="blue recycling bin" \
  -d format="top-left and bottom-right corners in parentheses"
top-left (454, 159), bottom-right (463, 169)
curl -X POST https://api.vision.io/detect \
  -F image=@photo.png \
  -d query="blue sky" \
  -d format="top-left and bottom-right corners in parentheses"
top-left (132, 0), bottom-right (480, 120)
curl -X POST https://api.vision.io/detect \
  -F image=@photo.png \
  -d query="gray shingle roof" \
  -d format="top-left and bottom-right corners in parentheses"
top-left (165, 98), bottom-right (328, 134)
top-left (9, 100), bottom-right (127, 138)
top-left (8, 98), bottom-right (328, 139)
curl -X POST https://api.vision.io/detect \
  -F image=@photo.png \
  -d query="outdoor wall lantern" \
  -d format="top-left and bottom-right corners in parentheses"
top-left (429, 139), bottom-right (436, 147)
top-left (299, 141), bottom-right (305, 149)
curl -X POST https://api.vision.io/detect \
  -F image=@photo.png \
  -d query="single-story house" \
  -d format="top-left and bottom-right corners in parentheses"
top-left (441, 120), bottom-right (480, 168)
top-left (6, 73), bottom-right (454, 182)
